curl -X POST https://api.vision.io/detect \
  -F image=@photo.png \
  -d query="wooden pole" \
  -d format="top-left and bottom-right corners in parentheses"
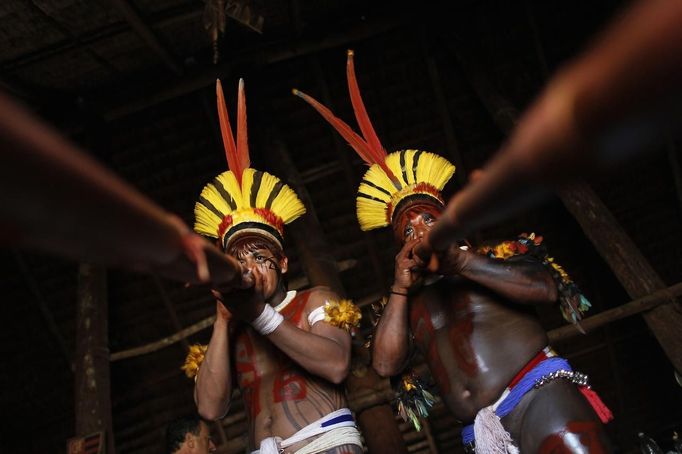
top-left (75, 263), bottom-right (114, 453)
top-left (110, 315), bottom-right (216, 361)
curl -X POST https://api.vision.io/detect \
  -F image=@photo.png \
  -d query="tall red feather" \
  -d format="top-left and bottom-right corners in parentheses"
top-left (347, 50), bottom-right (385, 162)
top-left (236, 78), bottom-right (250, 177)
top-left (346, 50), bottom-right (399, 184)
top-left (292, 89), bottom-right (378, 166)
top-left (216, 79), bottom-right (249, 185)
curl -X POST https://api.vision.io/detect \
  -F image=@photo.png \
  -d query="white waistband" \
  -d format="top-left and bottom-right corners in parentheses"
top-left (252, 408), bottom-right (356, 454)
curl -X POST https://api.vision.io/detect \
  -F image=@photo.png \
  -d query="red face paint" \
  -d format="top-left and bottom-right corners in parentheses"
top-left (392, 202), bottom-right (442, 242)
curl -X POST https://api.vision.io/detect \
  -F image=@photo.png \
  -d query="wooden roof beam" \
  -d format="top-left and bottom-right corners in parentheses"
top-left (110, 0), bottom-right (183, 75)
top-left (101, 15), bottom-right (403, 121)
top-left (26, 2), bottom-right (119, 76)
top-left (2, 4), bottom-right (201, 71)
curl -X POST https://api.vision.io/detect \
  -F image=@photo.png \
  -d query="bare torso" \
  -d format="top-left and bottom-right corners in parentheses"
top-left (409, 276), bottom-right (548, 422)
top-left (233, 291), bottom-right (347, 452)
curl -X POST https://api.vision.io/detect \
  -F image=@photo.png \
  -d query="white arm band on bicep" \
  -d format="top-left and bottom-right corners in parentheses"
top-left (251, 305), bottom-right (284, 335)
top-left (307, 305), bottom-right (326, 326)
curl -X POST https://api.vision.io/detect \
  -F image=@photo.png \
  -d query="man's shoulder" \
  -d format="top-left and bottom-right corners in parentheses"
top-left (300, 286), bottom-right (340, 308)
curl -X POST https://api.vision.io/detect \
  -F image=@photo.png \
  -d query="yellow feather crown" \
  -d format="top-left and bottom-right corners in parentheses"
top-left (194, 167), bottom-right (306, 249)
top-left (293, 52), bottom-right (455, 232)
top-left (357, 150), bottom-right (455, 230)
top-left (194, 79), bottom-right (305, 250)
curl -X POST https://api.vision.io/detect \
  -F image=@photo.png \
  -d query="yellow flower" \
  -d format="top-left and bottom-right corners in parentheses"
top-left (181, 344), bottom-right (208, 379)
top-left (402, 375), bottom-right (417, 391)
top-left (493, 241), bottom-right (516, 259)
top-left (324, 299), bottom-right (362, 332)
top-left (548, 257), bottom-right (571, 282)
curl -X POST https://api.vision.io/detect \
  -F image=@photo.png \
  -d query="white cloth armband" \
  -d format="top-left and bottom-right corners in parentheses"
top-left (251, 305), bottom-right (284, 335)
top-left (307, 305), bottom-right (326, 326)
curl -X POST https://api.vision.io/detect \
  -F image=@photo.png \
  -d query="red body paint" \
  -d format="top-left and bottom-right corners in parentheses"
top-left (273, 369), bottom-right (307, 402)
top-left (447, 300), bottom-right (477, 376)
top-left (235, 331), bottom-right (261, 417)
top-left (279, 290), bottom-right (311, 327)
top-left (538, 421), bottom-right (607, 454)
top-left (410, 302), bottom-right (452, 394)
top-left (234, 290), bottom-right (313, 417)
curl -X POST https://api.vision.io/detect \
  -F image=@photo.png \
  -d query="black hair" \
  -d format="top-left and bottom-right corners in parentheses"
top-left (227, 237), bottom-right (285, 262)
top-left (165, 416), bottom-right (202, 453)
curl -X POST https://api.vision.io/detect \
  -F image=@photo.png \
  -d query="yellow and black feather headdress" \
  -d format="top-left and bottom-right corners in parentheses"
top-left (194, 79), bottom-right (305, 249)
top-left (293, 50), bottom-right (455, 231)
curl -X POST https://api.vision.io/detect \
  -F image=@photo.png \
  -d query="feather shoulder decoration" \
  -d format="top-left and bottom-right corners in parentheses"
top-left (324, 299), bottom-right (362, 333)
top-left (393, 370), bottom-right (437, 432)
top-left (477, 232), bottom-right (592, 326)
top-left (181, 344), bottom-right (208, 380)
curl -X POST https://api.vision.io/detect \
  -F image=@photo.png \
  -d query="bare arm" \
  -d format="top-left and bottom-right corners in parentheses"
top-left (223, 273), bottom-right (352, 385)
top-left (267, 288), bottom-right (352, 384)
top-left (433, 245), bottom-right (558, 304)
top-left (194, 302), bottom-right (233, 420)
top-left (372, 238), bottom-right (420, 377)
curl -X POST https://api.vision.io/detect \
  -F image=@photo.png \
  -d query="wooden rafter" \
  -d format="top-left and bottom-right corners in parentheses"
top-left (101, 15), bottom-right (403, 120)
top-left (110, 0), bottom-right (182, 75)
top-left (2, 4), bottom-right (201, 71)
top-left (27, 1), bottom-right (120, 76)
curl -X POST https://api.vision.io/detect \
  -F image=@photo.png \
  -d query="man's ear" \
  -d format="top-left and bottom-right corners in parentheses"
top-left (279, 256), bottom-right (289, 274)
top-left (185, 432), bottom-right (195, 449)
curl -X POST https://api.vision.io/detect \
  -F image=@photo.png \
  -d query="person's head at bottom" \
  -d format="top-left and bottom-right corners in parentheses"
top-left (166, 416), bottom-right (216, 454)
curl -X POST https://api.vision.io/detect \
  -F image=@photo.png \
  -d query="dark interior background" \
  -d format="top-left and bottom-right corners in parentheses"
top-left (1, 0), bottom-right (681, 452)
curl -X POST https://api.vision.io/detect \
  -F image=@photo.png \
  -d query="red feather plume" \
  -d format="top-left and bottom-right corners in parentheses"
top-left (216, 79), bottom-right (250, 185)
top-left (292, 89), bottom-right (378, 166)
top-left (346, 50), bottom-right (399, 184)
top-left (236, 78), bottom-right (250, 175)
top-left (346, 50), bottom-right (386, 164)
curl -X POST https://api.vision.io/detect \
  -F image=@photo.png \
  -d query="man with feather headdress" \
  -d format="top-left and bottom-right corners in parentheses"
top-left (186, 79), bottom-right (363, 454)
top-left (296, 51), bottom-right (613, 453)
